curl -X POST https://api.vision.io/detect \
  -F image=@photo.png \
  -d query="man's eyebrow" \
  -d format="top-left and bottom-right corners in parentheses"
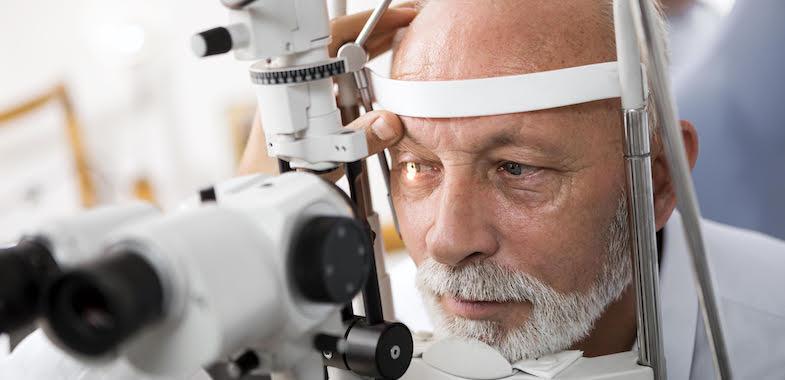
top-left (395, 121), bottom-right (566, 157)
top-left (397, 124), bottom-right (519, 148)
top-left (399, 129), bottom-right (427, 147)
top-left (482, 130), bottom-right (565, 157)
top-left (393, 131), bottom-right (430, 154)
top-left (487, 133), bottom-right (518, 149)
top-left (391, 131), bottom-right (441, 161)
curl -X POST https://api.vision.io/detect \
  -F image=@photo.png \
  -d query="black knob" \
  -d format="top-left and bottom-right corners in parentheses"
top-left (0, 240), bottom-right (59, 333)
top-left (199, 186), bottom-right (217, 203)
top-left (291, 216), bottom-right (371, 304)
top-left (344, 321), bottom-right (414, 379)
top-left (43, 250), bottom-right (164, 357)
top-left (192, 27), bottom-right (234, 57)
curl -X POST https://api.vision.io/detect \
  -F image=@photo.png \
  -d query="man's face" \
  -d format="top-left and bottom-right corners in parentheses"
top-left (388, 0), bottom-right (632, 360)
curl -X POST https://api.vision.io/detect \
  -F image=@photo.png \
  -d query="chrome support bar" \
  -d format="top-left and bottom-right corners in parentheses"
top-left (631, 1), bottom-right (733, 378)
top-left (352, 0), bottom-right (401, 236)
top-left (355, 0), bottom-right (393, 47)
top-left (623, 107), bottom-right (667, 379)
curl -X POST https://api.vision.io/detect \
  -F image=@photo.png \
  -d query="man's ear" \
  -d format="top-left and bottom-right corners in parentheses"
top-left (651, 120), bottom-right (699, 230)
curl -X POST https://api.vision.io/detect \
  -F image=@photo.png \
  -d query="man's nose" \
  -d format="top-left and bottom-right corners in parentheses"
top-left (425, 179), bottom-right (499, 266)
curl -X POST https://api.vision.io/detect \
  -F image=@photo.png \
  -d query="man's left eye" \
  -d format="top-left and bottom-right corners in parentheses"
top-left (498, 161), bottom-right (528, 176)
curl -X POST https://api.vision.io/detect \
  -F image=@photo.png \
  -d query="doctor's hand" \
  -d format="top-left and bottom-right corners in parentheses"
top-left (238, 110), bottom-right (404, 178)
top-left (237, 5), bottom-right (416, 177)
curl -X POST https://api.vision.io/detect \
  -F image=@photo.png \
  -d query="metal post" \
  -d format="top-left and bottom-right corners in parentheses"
top-left (345, 161), bottom-right (385, 325)
top-left (623, 107), bottom-right (667, 379)
top-left (351, 0), bottom-right (401, 235)
top-left (631, 0), bottom-right (733, 378)
top-left (355, 0), bottom-right (393, 47)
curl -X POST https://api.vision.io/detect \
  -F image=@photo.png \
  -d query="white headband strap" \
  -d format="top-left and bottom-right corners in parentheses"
top-left (368, 61), bottom-right (622, 118)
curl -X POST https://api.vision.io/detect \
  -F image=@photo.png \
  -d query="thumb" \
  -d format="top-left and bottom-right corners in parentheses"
top-left (346, 110), bottom-right (404, 155)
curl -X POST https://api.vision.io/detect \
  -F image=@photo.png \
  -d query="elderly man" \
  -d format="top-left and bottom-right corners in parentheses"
top-left (389, 1), bottom-right (785, 378)
top-left (2, 1), bottom-right (784, 379)
top-left (370, 2), bottom-right (785, 379)
top-left (250, 0), bottom-right (785, 378)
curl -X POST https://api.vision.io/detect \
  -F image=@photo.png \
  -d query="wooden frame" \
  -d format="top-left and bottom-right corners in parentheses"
top-left (0, 84), bottom-right (96, 207)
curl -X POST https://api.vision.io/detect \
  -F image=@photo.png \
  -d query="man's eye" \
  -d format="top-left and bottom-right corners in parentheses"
top-left (498, 161), bottom-right (526, 176)
top-left (402, 161), bottom-right (435, 181)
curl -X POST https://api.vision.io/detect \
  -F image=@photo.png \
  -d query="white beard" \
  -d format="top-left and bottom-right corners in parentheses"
top-left (415, 197), bottom-right (632, 362)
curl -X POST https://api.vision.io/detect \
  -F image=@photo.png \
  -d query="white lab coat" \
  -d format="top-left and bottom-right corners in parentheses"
top-left (660, 212), bottom-right (785, 379)
top-left (3, 212), bottom-right (784, 379)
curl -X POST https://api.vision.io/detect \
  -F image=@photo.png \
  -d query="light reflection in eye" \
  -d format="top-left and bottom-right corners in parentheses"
top-left (405, 162), bottom-right (419, 181)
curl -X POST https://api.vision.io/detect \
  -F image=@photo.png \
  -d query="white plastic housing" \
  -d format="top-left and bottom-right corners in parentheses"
top-left (613, 0), bottom-right (646, 110)
top-left (253, 49), bottom-right (368, 170)
top-left (229, 0), bottom-right (331, 61)
top-left (24, 202), bottom-right (159, 266)
top-left (403, 350), bottom-right (652, 380)
top-left (221, 0), bottom-right (368, 170)
top-left (96, 172), bottom-right (356, 376)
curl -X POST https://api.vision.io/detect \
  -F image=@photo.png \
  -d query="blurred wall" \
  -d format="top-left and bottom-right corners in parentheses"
top-left (0, 0), bottom-right (249, 204)
top-left (0, 0), bottom-right (405, 242)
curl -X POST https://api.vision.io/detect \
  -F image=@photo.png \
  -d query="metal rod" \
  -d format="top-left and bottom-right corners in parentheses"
top-left (374, 150), bottom-right (400, 235)
top-left (354, 74), bottom-right (401, 235)
top-left (345, 161), bottom-right (385, 325)
top-left (331, 0), bottom-right (359, 332)
top-left (355, 0), bottom-right (393, 47)
top-left (351, 0), bottom-right (401, 237)
top-left (631, 1), bottom-right (732, 378)
top-left (623, 108), bottom-right (667, 379)
top-left (359, 161), bottom-right (375, 215)
top-left (335, 0), bottom-right (400, 329)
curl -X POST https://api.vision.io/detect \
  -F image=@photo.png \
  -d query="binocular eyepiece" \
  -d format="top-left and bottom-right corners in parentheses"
top-left (43, 251), bottom-right (164, 357)
top-left (0, 240), bottom-right (59, 334)
top-left (41, 214), bottom-right (373, 359)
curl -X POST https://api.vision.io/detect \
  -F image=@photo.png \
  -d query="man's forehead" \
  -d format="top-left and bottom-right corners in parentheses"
top-left (398, 113), bottom-right (559, 154)
top-left (387, 0), bottom-right (621, 156)
top-left (391, 0), bottom-right (615, 81)
top-left (396, 99), bottom-right (620, 156)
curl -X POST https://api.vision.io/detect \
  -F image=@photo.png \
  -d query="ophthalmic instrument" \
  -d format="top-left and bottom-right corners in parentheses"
top-left (0, 0), bottom-right (733, 379)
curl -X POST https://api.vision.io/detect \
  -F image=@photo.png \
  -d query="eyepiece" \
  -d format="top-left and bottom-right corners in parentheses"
top-left (44, 251), bottom-right (164, 357)
top-left (0, 240), bottom-right (58, 333)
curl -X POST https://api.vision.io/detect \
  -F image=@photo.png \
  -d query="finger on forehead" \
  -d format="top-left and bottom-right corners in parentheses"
top-left (363, 111), bottom-right (404, 155)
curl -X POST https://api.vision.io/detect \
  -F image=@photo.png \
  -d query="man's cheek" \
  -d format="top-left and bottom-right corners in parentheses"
top-left (394, 199), bottom-right (430, 266)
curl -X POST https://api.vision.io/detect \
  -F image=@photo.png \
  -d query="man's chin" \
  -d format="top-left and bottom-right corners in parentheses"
top-left (426, 296), bottom-right (550, 362)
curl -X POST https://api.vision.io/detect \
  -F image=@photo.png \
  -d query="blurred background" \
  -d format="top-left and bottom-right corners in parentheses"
top-left (3, 0), bottom-right (783, 250)
top-left (0, 0), bottom-right (407, 245)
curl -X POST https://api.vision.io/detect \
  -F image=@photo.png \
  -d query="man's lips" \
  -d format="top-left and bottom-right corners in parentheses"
top-left (442, 296), bottom-right (507, 320)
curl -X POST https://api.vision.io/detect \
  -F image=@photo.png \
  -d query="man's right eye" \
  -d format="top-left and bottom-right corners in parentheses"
top-left (402, 161), bottom-right (438, 183)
